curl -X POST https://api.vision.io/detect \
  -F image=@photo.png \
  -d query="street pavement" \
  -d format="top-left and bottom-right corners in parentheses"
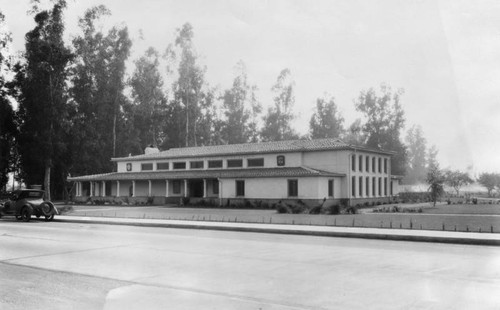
top-left (56, 214), bottom-right (500, 246)
top-left (1, 220), bottom-right (500, 309)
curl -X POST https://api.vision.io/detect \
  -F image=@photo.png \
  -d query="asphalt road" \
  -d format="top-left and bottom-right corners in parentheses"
top-left (1, 220), bottom-right (500, 309)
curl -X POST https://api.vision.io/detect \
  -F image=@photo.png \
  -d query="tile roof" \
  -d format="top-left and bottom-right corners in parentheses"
top-left (112, 138), bottom-right (393, 162)
top-left (68, 167), bottom-right (346, 182)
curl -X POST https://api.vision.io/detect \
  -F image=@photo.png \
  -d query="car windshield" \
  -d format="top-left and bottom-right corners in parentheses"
top-left (18, 191), bottom-right (44, 199)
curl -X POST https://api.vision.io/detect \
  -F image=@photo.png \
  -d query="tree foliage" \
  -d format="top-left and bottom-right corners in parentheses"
top-left (426, 161), bottom-right (445, 207)
top-left (261, 68), bottom-right (298, 141)
top-left (444, 170), bottom-right (472, 196)
top-left (0, 10), bottom-right (16, 190)
top-left (404, 125), bottom-right (427, 184)
top-left (309, 95), bottom-right (344, 139)
top-left (69, 5), bottom-right (132, 176)
top-left (354, 84), bottom-right (407, 175)
top-left (14, 1), bottom-right (73, 199)
top-left (477, 173), bottom-right (500, 197)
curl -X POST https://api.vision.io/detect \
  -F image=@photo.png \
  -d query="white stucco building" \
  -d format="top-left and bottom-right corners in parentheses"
top-left (68, 138), bottom-right (401, 207)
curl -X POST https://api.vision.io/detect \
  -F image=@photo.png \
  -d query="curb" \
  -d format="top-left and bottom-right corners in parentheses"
top-left (55, 216), bottom-right (500, 246)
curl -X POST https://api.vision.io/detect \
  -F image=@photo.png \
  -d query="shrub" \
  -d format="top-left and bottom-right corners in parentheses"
top-left (182, 197), bottom-right (190, 206)
top-left (309, 205), bottom-right (322, 214)
top-left (276, 202), bottom-right (291, 214)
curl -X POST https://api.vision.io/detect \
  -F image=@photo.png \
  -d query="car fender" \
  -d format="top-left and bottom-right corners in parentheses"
top-left (41, 202), bottom-right (58, 216)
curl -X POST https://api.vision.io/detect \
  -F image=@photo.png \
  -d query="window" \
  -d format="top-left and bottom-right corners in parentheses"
top-left (384, 177), bottom-right (388, 196)
top-left (366, 156), bottom-right (370, 172)
top-left (328, 180), bottom-right (334, 197)
top-left (212, 180), bottom-right (219, 195)
top-left (372, 177), bottom-right (376, 197)
top-left (378, 177), bottom-right (382, 196)
top-left (157, 162), bottom-right (169, 170)
top-left (236, 180), bottom-right (245, 196)
top-left (378, 158), bottom-right (382, 173)
top-left (359, 176), bottom-right (363, 197)
top-left (359, 155), bottom-right (363, 172)
top-left (352, 176), bottom-right (356, 197)
top-left (141, 163), bottom-right (153, 171)
top-left (384, 158), bottom-right (388, 173)
top-left (126, 163), bottom-right (132, 171)
top-left (227, 159), bottom-right (243, 168)
top-left (372, 157), bottom-right (376, 173)
top-left (277, 155), bottom-right (285, 166)
top-left (366, 177), bottom-right (370, 197)
top-left (288, 179), bottom-right (298, 197)
top-left (190, 161), bottom-right (204, 169)
top-left (351, 154), bottom-right (356, 171)
top-left (208, 160), bottom-right (223, 168)
top-left (247, 158), bottom-right (264, 167)
top-left (173, 180), bottom-right (181, 194)
top-left (173, 162), bottom-right (186, 170)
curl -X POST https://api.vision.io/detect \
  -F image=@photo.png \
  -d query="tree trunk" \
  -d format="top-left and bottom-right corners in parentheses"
top-left (44, 165), bottom-right (51, 201)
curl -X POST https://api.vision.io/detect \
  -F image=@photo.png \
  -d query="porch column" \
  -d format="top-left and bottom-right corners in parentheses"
top-left (184, 179), bottom-right (188, 198)
top-left (165, 180), bottom-right (169, 197)
top-left (116, 180), bottom-right (120, 197)
top-left (132, 180), bottom-right (136, 197)
top-left (102, 181), bottom-right (106, 197)
top-left (90, 182), bottom-right (93, 197)
top-left (148, 180), bottom-right (152, 197)
top-left (203, 179), bottom-right (207, 198)
top-left (78, 182), bottom-right (82, 197)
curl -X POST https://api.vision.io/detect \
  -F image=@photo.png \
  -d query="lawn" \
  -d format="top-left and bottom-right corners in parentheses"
top-left (61, 202), bottom-right (500, 234)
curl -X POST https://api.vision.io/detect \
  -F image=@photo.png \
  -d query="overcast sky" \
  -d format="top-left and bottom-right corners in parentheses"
top-left (1, 0), bottom-right (499, 174)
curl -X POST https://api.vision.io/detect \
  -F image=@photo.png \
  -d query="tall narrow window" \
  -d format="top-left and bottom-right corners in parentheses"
top-left (173, 180), bottom-right (181, 194)
top-left (359, 176), bottom-right (363, 197)
top-left (384, 158), bottom-right (388, 173)
top-left (378, 158), bottom-right (382, 173)
top-left (372, 157), bottom-right (375, 172)
top-left (366, 177), bottom-right (370, 197)
top-left (352, 154), bottom-right (356, 171)
top-left (352, 176), bottom-right (356, 197)
top-left (384, 177), bottom-right (388, 196)
top-left (372, 177), bottom-right (376, 196)
top-left (236, 180), bottom-right (245, 196)
top-left (328, 180), bottom-right (334, 197)
top-left (359, 155), bottom-right (363, 172)
top-left (378, 177), bottom-right (382, 196)
top-left (366, 156), bottom-right (370, 172)
top-left (212, 180), bottom-right (219, 195)
top-left (288, 179), bottom-right (298, 197)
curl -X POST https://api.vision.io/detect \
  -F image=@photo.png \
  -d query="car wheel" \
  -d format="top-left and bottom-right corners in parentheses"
top-left (41, 203), bottom-right (52, 216)
top-left (44, 214), bottom-right (55, 221)
top-left (21, 206), bottom-right (33, 222)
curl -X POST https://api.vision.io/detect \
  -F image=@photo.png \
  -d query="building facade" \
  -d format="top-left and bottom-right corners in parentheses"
top-left (68, 138), bottom-right (400, 207)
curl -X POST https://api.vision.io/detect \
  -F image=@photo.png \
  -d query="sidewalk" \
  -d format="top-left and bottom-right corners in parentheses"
top-left (56, 215), bottom-right (500, 246)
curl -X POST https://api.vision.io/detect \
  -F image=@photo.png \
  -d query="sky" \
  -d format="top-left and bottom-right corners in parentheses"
top-left (1, 0), bottom-right (499, 175)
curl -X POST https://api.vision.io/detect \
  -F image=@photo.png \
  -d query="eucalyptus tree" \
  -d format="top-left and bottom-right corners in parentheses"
top-left (129, 47), bottom-right (167, 149)
top-left (14, 1), bottom-right (73, 199)
top-left (164, 23), bottom-right (207, 148)
top-left (220, 61), bottom-right (261, 144)
top-left (69, 5), bottom-right (132, 175)
top-left (309, 95), bottom-right (344, 139)
top-left (261, 68), bottom-right (298, 142)
top-left (0, 10), bottom-right (16, 190)
top-left (354, 84), bottom-right (407, 175)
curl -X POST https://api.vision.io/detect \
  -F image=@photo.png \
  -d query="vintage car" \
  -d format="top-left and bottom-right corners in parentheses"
top-left (0, 189), bottom-right (58, 222)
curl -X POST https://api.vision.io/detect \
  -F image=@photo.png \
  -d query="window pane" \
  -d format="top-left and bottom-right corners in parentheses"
top-left (359, 176), bottom-right (363, 197)
top-left (328, 180), bottom-right (334, 197)
top-left (173, 162), bottom-right (186, 169)
top-left (141, 163), bottom-right (153, 171)
top-left (352, 176), bottom-right (356, 197)
top-left (359, 155), bottom-right (363, 172)
top-left (236, 180), bottom-right (245, 196)
top-left (288, 179), bottom-right (298, 197)
top-left (352, 155), bottom-right (356, 171)
top-left (227, 159), bottom-right (243, 168)
top-left (247, 158), bottom-right (264, 167)
top-left (208, 160), bottom-right (223, 168)
top-left (157, 162), bottom-right (169, 170)
top-left (190, 161), bottom-right (204, 169)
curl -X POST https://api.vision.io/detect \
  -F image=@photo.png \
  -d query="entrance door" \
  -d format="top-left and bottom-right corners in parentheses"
top-left (190, 180), bottom-right (204, 198)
